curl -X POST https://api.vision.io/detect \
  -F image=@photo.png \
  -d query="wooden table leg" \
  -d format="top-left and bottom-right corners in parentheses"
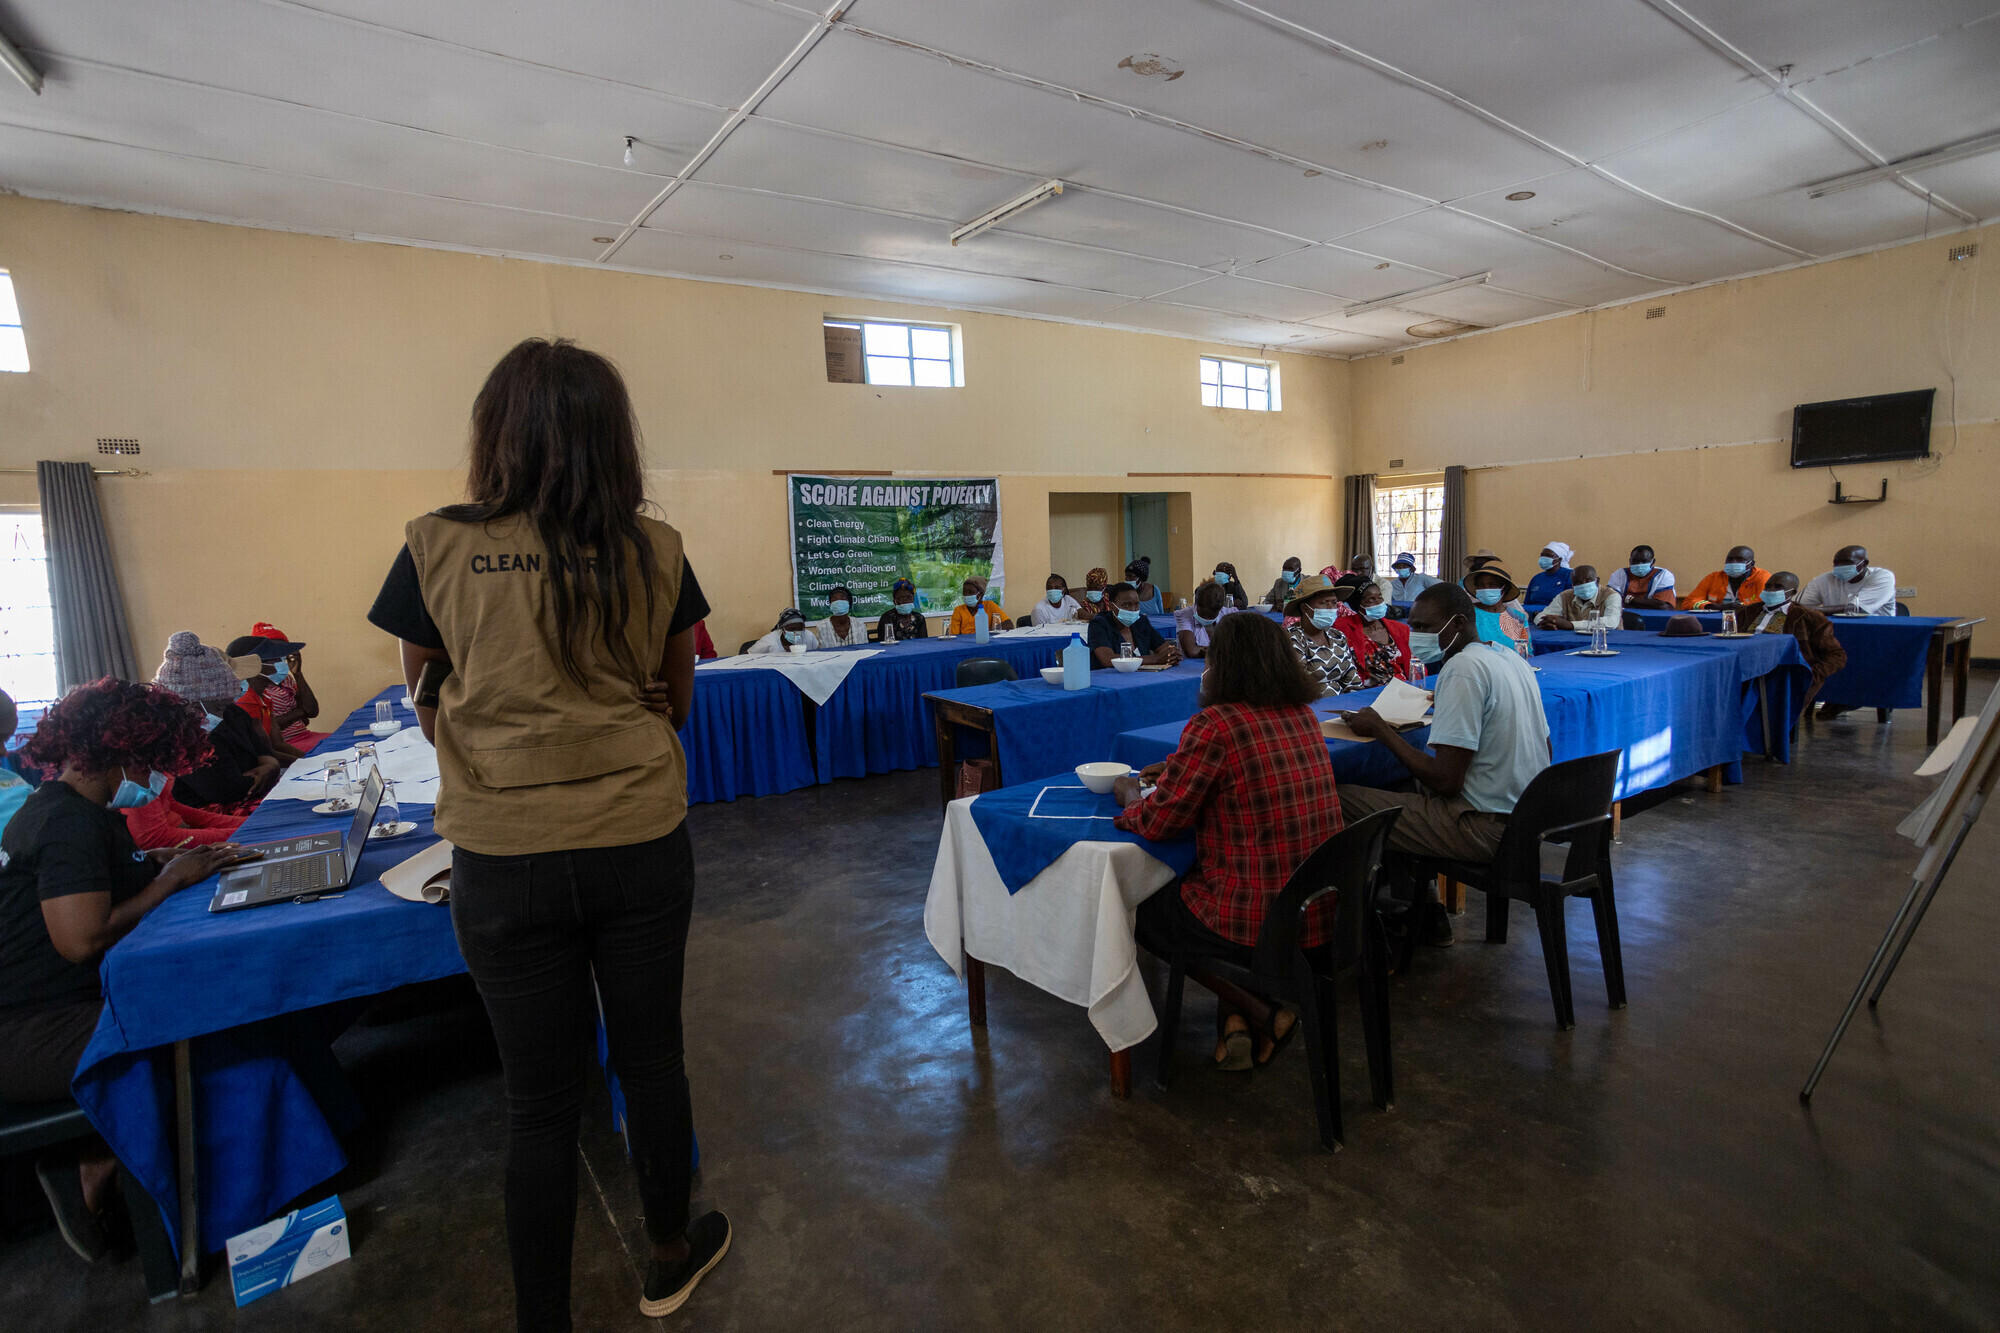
top-left (174, 1039), bottom-right (200, 1295)
top-left (1706, 765), bottom-right (1723, 794)
top-left (1926, 631), bottom-right (1945, 747)
top-left (1436, 873), bottom-right (1462, 915)
top-left (964, 954), bottom-right (987, 1027)
top-left (1611, 802), bottom-right (1622, 841)
top-left (934, 708), bottom-right (958, 808)
top-left (1109, 1048), bottom-right (1132, 1099)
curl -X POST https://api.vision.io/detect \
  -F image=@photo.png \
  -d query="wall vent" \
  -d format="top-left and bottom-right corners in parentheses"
top-left (1388, 458), bottom-right (1404, 469)
top-left (96, 438), bottom-right (140, 455)
top-left (1390, 354), bottom-right (1405, 365)
top-left (1948, 243), bottom-right (1978, 262)
top-left (1645, 306), bottom-right (1666, 319)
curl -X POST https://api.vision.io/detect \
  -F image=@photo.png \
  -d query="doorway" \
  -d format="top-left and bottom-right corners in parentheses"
top-left (1123, 493), bottom-right (1171, 598)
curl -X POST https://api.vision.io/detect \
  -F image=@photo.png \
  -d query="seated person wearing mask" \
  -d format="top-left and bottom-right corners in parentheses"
top-left (1743, 573), bottom-right (1848, 709)
top-left (0, 678), bottom-right (243, 1260)
top-left (1031, 574), bottom-right (1088, 626)
top-left (1263, 556), bottom-right (1304, 608)
top-left (1465, 563), bottom-right (1532, 657)
top-left (1087, 583), bottom-right (1181, 668)
top-left (1525, 543), bottom-right (1574, 607)
top-left (1175, 579), bottom-right (1238, 659)
top-left (1208, 561), bottom-right (1251, 611)
top-left (1681, 546), bottom-right (1769, 609)
top-left (1338, 583), bottom-right (1552, 947)
top-left (1387, 553), bottom-right (1440, 604)
top-left (748, 608), bottom-right (814, 654)
top-left (946, 577), bottom-right (1012, 634)
top-left (1337, 580), bottom-right (1415, 685)
top-left (1125, 558), bottom-right (1163, 615)
top-left (1114, 613), bottom-right (1341, 1069)
top-left (876, 578), bottom-right (929, 642)
top-left (0, 691), bottom-right (29, 838)
top-left (1282, 574), bottom-right (1365, 696)
top-left (155, 633), bottom-right (282, 811)
top-left (1798, 545), bottom-right (1896, 617)
top-left (250, 623), bottom-right (329, 751)
top-left (1335, 554), bottom-right (1395, 604)
top-left (226, 633), bottom-right (310, 762)
top-left (1607, 545), bottom-right (1677, 610)
top-left (813, 585), bottom-right (870, 648)
top-left (1534, 564), bottom-right (1622, 631)
top-left (1081, 567), bottom-right (1112, 617)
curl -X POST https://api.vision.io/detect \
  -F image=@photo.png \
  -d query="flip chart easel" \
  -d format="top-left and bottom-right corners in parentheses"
top-left (1801, 707), bottom-right (2000, 1101)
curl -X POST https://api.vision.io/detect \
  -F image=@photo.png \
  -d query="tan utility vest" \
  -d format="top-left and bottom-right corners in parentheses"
top-left (404, 510), bottom-right (688, 856)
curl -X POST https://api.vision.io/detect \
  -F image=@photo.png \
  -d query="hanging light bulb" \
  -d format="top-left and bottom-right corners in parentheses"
top-left (623, 136), bottom-right (636, 168)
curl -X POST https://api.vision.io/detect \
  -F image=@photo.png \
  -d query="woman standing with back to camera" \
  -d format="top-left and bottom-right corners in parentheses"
top-left (367, 339), bottom-right (727, 1329)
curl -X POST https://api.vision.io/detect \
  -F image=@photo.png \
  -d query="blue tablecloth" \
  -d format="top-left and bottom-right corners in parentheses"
top-left (685, 661), bottom-right (817, 803)
top-left (1111, 684), bottom-right (1433, 789)
top-left (967, 780), bottom-right (1194, 893)
top-left (812, 634), bottom-right (1072, 782)
top-left (74, 687), bottom-right (463, 1254)
top-left (925, 661), bottom-right (1209, 787)
top-left (1622, 607), bottom-right (1958, 710)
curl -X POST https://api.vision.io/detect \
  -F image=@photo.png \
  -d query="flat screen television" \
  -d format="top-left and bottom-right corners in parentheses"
top-left (1790, 388), bottom-right (1934, 468)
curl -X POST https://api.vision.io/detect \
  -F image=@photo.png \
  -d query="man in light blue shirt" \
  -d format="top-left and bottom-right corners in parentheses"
top-left (1387, 552), bottom-right (1440, 604)
top-left (1338, 583), bottom-right (1551, 945)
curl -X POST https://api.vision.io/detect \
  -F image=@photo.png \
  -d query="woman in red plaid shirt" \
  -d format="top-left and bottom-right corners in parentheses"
top-left (1113, 612), bottom-right (1343, 1071)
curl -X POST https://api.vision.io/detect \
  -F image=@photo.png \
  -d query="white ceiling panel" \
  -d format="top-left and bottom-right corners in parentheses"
top-left (1903, 157), bottom-right (2000, 223)
top-left (1690, 1), bottom-right (1999, 95)
top-left (1382, 284), bottom-right (1574, 330)
top-left (1162, 276), bottom-right (1346, 324)
top-left (1092, 299), bottom-right (1324, 347)
top-left (988, 190), bottom-right (1301, 272)
top-left (1798, 17), bottom-right (2000, 163)
top-left (697, 119), bottom-right (1037, 226)
top-left (1340, 207), bottom-right (1669, 305)
top-left (1237, 245), bottom-right (1457, 304)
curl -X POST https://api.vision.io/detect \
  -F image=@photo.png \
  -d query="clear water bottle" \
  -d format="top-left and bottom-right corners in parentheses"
top-left (1061, 632), bottom-right (1089, 690)
top-left (973, 603), bottom-right (990, 644)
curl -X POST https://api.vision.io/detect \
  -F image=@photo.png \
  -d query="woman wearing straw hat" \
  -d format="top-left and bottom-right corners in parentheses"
top-left (1282, 573), bottom-right (1366, 695)
top-left (1463, 563), bottom-right (1533, 658)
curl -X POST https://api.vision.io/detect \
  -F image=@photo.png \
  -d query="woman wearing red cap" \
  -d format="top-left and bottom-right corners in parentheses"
top-left (251, 623), bottom-right (328, 751)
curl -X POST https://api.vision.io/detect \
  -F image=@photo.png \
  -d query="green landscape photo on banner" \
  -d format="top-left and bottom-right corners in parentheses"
top-left (788, 475), bottom-right (1005, 620)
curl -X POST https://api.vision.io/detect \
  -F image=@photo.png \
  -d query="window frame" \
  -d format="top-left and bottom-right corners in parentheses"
top-left (1199, 354), bottom-right (1280, 412)
top-left (0, 508), bottom-right (59, 707)
top-left (0, 270), bottom-right (27, 374)
top-left (1372, 482), bottom-right (1447, 578)
top-left (824, 317), bottom-right (964, 389)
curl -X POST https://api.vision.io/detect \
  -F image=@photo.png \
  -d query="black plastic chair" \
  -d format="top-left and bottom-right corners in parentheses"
top-left (737, 640), bottom-right (757, 656)
top-left (1, 1096), bottom-right (181, 1297)
top-left (1408, 751), bottom-right (1624, 1031)
top-left (954, 657), bottom-right (1017, 688)
top-left (1620, 610), bottom-right (1645, 631)
top-left (1151, 807), bottom-right (1402, 1151)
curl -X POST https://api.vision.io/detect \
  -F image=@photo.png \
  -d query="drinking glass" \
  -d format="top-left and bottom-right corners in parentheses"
top-left (1119, 642), bottom-right (1139, 659)
top-left (1591, 623), bottom-right (1609, 653)
top-left (1720, 609), bottom-right (1737, 635)
top-left (353, 742), bottom-right (378, 780)
top-left (323, 759), bottom-right (352, 810)
top-left (376, 700), bottom-right (394, 728)
top-left (373, 780), bottom-right (402, 837)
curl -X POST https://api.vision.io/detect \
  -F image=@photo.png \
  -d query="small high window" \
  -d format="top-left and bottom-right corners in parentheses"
top-left (1200, 355), bottom-right (1278, 411)
top-left (823, 319), bottom-right (962, 387)
top-left (0, 513), bottom-right (58, 705)
top-left (1373, 484), bottom-right (1446, 576)
top-left (0, 272), bottom-right (27, 373)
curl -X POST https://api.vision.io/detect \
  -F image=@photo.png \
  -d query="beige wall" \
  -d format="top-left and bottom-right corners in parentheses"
top-left (1047, 493), bottom-right (1125, 592)
top-left (0, 195), bottom-right (1350, 715)
top-left (1352, 223), bottom-right (1999, 628)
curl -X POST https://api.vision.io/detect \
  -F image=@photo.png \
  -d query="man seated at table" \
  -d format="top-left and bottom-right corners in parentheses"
top-left (1113, 613), bottom-right (1341, 1070)
top-left (1335, 554), bottom-right (1395, 603)
top-left (1742, 572), bottom-right (1848, 710)
top-left (1087, 583), bottom-right (1181, 668)
top-left (1387, 553), bottom-right (1440, 604)
top-left (1031, 573), bottom-right (1089, 626)
top-left (1337, 583), bottom-right (1552, 947)
top-left (1681, 546), bottom-right (1769, 609)
top-left (1263, 556), bottom-right (1304, 608)
top-left (947, 576), bottom-right (1013, 634)
top-left (1608, 545), bottom-right (1677, 610)
top-left (1534, 564), bottom-right (1621, 631)
top-left (813, 584), bottom-right (871, 647)
top-left (1798, 545), bottom-right (1897, 617)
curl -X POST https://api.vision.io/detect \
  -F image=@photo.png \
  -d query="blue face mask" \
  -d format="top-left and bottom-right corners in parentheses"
top-left (1408, 628), bottom-right (1446, 664)
top-left (1572, 580), bottom-right (1599, 602)
top-left (1046, 589), bottom-right (1064, 604)
top-left (1759, 589), bottom-right (1789, 607)
top-left (1309, 607), bottom-right (1340, 630)
top-left (1283, 570), bottom-right (1299, 584)
top-left (1193, 610), bottom-right (1216, 626)
top-left (199, 709), bottom-right (223, 733)
top-left (1538, 555), bottom-right (1555, 570)
top-left (1831, 564), bottom-right (1859, 581)
top-left (267, 658), bottom-right (290, 685)
top-left (963, 594), bottom-right (981, 608)
top-left (828, 600), bottom-right (851, 616)
top-left (1212, 571), bottom-right (1231, 586)
top-left (1393, 566), bottom-right (1414, 579)
top-left (782, 629), bottom-right (806, 645)
top-left (1362, 603), bottom-right (1388, 621)
top-left (109, 770), bottom-right (168, 810)
top-left (1629, 561), bottom-right (1653, 577)
top-left (894, 600), bottom-right (915, 614)
top-left (1115, 608), bottom-right (1142, 626)
top-left (1473, 587), bottom-right (1505, 606)
top-left (1722, 562), bottom-right (1748, 579)
top-left (1084, 589), bottom-right (1103, 603)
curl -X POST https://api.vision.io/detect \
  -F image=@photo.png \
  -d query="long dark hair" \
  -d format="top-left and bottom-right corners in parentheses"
top-left (1205, 613), bottom-right (1318, 707)
top-left (443, 339), bottom-right (656, 686)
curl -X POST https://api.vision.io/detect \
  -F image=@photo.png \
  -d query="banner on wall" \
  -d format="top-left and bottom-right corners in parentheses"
top-left (787, 474), bottom-right (1004, 620)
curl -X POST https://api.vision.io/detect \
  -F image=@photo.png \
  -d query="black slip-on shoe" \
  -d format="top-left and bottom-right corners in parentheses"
top-left (640, 1211), bottom-right (731, 1318)
top-left (35, 1154), bottom-right (108, 1263)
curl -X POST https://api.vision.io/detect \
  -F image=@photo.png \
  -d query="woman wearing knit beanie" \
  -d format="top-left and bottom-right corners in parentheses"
top-left (152, 632), bottom-right (283, 812)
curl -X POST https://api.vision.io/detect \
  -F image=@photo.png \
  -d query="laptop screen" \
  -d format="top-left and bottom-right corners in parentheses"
top-left (344, 767), bottom-right (386, 865)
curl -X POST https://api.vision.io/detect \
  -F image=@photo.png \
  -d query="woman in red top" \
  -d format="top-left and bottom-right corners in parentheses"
top-left (1336, 580), bottom-right (1416, 685)
top-left (121, 775), bottom-right (247, 850)
top-left (1114, 612), bottom-right (1343, 1071)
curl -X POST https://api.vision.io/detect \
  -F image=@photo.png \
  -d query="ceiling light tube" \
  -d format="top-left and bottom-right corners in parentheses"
top-left (950, 179), bottom-right (1064, 245)
top-left (1806, 130), bottom-right (2000, 198)
top-left (1342, 272), bottom-right (1490, 318)
top-left (0, 26), bottom-right (41, 94)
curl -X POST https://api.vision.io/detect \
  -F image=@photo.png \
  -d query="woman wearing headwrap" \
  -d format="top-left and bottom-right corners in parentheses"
top-left (1081, 568), bottom-right (1112, 617)
top-left (1525, 542), bottom-right (1575, 607)
top-left (875, 579), bottom-right (929, 642)
top-left (747, 608), bottom-right (814, 655)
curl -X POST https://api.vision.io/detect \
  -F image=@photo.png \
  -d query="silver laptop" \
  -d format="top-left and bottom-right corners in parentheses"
top-left (208, 768), bottom-right (385, 912)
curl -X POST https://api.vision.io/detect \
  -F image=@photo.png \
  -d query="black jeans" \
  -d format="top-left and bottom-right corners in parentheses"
top-left (450, 823), bottom-right (697, 1333)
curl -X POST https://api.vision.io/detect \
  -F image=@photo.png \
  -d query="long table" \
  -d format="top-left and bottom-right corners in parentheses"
top-left (1620, 607), bottom-right (1980, 744)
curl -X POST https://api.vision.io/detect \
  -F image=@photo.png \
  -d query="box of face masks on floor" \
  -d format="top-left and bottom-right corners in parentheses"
top-left (225, 1196), bottom-right (350, 1307)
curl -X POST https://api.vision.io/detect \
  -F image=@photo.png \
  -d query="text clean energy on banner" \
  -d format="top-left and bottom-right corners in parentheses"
top-left (787, 475), bottom-right (1004, 619)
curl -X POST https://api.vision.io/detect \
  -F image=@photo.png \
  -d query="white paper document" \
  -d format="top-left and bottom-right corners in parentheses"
top-left (1371, 677), bottom-right (1435, 727)
top-left (269, 725), bottom-right (441, 804)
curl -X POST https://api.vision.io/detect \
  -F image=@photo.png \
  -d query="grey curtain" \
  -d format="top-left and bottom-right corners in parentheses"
top-left (38, 461), bottom-right (139, 690)
top-left (1341, 473), bottom-right (1376, 569)
top-left (1439, 465), bottom-right (1468, 582)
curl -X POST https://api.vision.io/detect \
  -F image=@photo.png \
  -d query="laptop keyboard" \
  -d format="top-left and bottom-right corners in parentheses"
top-left (267, 855), bottom-right (336, 896)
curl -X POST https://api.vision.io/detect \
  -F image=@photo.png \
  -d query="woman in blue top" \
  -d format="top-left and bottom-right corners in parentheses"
top-left (1126, 558), bottom-right (1164, 615)
top-left (1524, 542), bottom-right (1575, 607)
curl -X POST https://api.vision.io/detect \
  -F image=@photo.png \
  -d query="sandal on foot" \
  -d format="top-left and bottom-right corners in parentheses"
top-left (1213, 1013), bottom-right (1254, 1072)
top-left (1256, 1008), bottom-right (1301, 1067)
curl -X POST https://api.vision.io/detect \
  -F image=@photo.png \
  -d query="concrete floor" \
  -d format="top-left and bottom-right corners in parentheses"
top-left (4, 678), bottom-right (1998, 1331)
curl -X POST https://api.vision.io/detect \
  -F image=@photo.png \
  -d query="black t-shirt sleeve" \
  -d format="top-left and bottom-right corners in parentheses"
top-left (30, 806), bottom-right (115, 901)
top-left (368, 544), bottom-right (445, 651)
top-left (667, 561), bottom-right (709, 640)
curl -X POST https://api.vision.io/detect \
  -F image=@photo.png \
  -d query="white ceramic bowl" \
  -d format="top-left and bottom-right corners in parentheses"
top-left (369, 720), bottom-right (402, 737)
top-left (1039, 666), bottom-right (1066, 685)
top-left (786, 642), bottom-right (811, 655)
top-left (1075, 761), bottom-right (1130, 794)
top-left (1111, 656), bottom-right (1142, 673)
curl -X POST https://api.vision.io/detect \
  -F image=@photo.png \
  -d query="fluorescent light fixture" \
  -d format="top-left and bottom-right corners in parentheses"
top-left (0, 25), bottom-right (40, 95)
top-left (1807, 130), bottom-right (2000, 198)
top-left (1342, 272), bottom-right (1490, 318)
top-left (950, 180), bottom-right (1064, 246)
